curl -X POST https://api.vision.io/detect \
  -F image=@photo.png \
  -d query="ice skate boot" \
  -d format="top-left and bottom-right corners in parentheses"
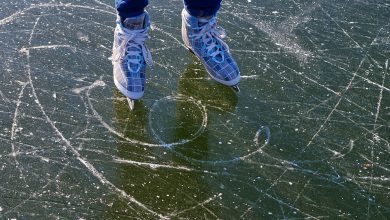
top-left (181, 9), bottom-right (240, 91)
top-left (112, 12), bottom-right (152, 110)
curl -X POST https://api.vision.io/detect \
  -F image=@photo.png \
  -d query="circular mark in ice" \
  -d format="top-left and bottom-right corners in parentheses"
top-left (87, 81), bottom-right (272, 164)
top-left (87, 82), bottom-right (207, 148)
top-left (254, 126), bottom-right (271, 146)
top-left (148, 95), bottom-right (208, 148)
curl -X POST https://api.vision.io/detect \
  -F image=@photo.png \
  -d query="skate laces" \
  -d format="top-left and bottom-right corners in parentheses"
top-left (190, 17), bottom-right (229, 63)
top-left (112, 24), bottom-right (153, 73)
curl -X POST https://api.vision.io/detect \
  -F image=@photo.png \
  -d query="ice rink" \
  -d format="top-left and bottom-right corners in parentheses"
top-left (0, 0), bottom-right (389, 219)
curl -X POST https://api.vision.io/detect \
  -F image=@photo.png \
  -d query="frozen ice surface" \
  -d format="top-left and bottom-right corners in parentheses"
top-left (0, 0), bottom-right (389, 219)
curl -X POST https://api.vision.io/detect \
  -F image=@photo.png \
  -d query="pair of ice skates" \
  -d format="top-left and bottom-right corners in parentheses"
top-left (112, 9), bottom-right (241, 110)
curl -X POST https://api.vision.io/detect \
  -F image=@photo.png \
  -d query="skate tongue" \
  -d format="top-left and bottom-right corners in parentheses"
top-left (123, 13), bottom-right (147, 30)
top-left (198, 16), bottom-right (213, 27)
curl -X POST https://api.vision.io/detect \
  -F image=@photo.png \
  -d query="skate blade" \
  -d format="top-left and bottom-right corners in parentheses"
top-left (185, 46), bottom-right (195, 55)
top-left (127, 98), bottom-right (135, 110)
top-left (231, 85), bottom-right (240, 93)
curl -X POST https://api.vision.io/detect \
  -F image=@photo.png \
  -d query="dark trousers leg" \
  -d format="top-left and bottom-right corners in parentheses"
top-left (115, 0), bottom-right (149, 21)
top-left (115, 0), bottom-right (222, 20)
top-left (183, 0), bottom-right (222, 17)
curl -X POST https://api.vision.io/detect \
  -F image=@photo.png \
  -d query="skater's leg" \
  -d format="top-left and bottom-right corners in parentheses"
top-left (115, 0), bottom-right (149, 22)
top-left (112, 0), bottom-right (152, 108)
top-left (181, 0), bottom-right (241, 88)
top-left (183, 0), bottom-right (222, 17)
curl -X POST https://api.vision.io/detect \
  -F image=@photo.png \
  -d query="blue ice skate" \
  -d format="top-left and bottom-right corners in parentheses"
top-left (112, 12), bottom-right (152, 109)
top-left (181, 9), bottom-right (241, 91)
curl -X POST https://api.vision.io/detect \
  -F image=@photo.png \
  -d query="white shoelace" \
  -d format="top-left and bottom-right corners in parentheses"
top-left (190, 17), bottom-right (229, 63)
top-left (112, 25), bottom-right (153, 73)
